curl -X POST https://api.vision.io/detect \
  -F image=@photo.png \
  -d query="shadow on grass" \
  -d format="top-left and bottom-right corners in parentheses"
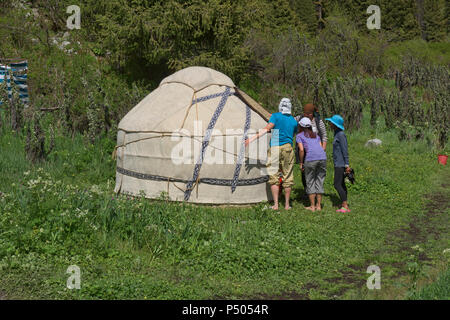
top-left (325, 192), bottom-right (342, 208)
top-left (292, 186), bottom-right (341, 209)
top-left (292, 186), bottom-right (309, 207)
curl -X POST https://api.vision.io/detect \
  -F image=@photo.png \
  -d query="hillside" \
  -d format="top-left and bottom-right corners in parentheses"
top-left (0, 0), bottom-right (449, 301)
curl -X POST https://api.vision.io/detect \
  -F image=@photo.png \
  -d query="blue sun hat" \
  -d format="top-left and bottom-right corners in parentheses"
top-left (325, 115), bottom-right (345, 130)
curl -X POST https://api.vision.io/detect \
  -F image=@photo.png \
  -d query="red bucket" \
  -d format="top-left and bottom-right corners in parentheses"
top-left (438, 154), bottom-right (448, 165)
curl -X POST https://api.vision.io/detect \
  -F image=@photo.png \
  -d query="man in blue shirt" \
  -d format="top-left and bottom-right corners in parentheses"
top-left (245, 98), bottom-right (298, 210)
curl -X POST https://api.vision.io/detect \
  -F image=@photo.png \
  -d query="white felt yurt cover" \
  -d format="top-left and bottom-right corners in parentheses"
top-left (114, 66), bottom-right (272, 204)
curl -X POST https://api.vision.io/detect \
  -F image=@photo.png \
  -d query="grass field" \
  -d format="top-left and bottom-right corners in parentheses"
top-left (0, 113), bottom-right (449, 300)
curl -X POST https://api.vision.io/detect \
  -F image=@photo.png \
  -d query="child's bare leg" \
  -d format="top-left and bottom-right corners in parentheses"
top-left (316, 194), bottom-right (322, 210)
top-left (306, 194), bottom-right (316, 211)
top-left (284, 187), bottom-right (291, 210)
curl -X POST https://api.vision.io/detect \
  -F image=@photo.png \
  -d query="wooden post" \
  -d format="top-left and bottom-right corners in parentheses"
top-left (314, 0), bottom-right (325, 31)
top-left (415, 0), bottom-right (427, 40)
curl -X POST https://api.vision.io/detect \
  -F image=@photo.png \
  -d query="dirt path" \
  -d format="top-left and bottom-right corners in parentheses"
top-left (323, 177), bottom-right (450, 299)
top-left (243, 173), bottom-right (450, 300)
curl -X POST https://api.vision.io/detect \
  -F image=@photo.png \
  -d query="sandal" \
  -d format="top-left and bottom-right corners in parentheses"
top-left (336, 207), bottom-right (351, 213)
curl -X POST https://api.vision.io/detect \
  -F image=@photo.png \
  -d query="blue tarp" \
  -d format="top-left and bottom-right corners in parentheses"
top-left (0, 60), bottom-right (29, 107)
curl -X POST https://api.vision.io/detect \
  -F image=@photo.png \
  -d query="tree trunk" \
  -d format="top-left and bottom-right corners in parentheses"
top-left (315, 1), bottom-right (325, 31)
top-left (10, 96), bottom-right (18, 131)
top-left (370, 79), bottom-right (377, 128)
top-left (415, 0), bottom-right (427, 40)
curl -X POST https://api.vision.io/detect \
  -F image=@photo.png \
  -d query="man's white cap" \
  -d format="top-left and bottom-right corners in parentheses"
top-left (278, 98), bottom-right (292, 115)
top-left (299, 117), bottom-right (312, 128)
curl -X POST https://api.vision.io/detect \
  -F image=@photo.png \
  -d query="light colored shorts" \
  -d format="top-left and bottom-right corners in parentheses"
top-left (304, 159), bottom-right (327, 194)
top-left (267, 143), bottom-right (295, 188)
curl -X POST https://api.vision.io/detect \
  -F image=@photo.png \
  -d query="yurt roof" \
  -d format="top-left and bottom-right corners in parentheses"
top-left (160, 66), bottom-right (272, 121)
top-left (118, 67), bottom-right (271, 133)
top-left (159, 66), bottom-right (235, 92)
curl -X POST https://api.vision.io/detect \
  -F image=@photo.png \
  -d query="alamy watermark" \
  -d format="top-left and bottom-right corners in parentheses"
top-left (366, 265), bottom-right (381, 290)
top-left (367, 5), bottom-right (381, 30)
top-left (66, 5), bottom-right (81, 30)
top-left (66, 265), bottom-right (81, 289)
top-left (169, 121), bottom-right (275, 168)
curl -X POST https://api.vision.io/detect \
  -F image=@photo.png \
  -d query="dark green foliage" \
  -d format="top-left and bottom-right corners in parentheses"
top-left (80, 0), bottom-right (299, 82)
top-left (423, 0), bottom-right (447, 41)
top-left (1, 0), bottom-right (448, 149)
top-left (328, 0), bottom-right (432, 41)
top-left (334, 0), bottom-right (374, 29)
top-left (392, 56), bottom-right (449, 147)
top-left (315, 15), bottom-right (361, 72)
top-left (25, 111), bottom-right (55, 163)
top-left (381, 0), bottom-right (421, 40)
top-left (429, 88), bottom-right (448, 149)
top-left (318, 76), bottom-right (367, 131)
top-left (0, 78), bottom-right (25, 133)
top-left (290, 0), bottom-right (317, 33)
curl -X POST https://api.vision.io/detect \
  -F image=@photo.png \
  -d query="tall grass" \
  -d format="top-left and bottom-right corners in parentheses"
top-left (0, 111), bottom-right (448, 299)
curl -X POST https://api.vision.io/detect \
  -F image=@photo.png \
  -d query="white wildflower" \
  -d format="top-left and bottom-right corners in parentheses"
top-left (90, 185), bottom-right (102, 195)
top-left (75, 208), bottom-right (88, 218)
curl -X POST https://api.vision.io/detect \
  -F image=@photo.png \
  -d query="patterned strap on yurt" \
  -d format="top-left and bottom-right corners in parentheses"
top-left (192, 89), bottom-right (252, 193)
top-left (184, 87), bottom-right (232, 200)
top-left (192, 90), bottom-right (236, 104)
top-left (231, 104), bottom-right (251, 193)
top-left (116, 166), bottom-right (268, 186)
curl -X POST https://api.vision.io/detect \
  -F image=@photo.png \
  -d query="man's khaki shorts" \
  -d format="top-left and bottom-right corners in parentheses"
top-left (267, 143), bottom-right (295, 188)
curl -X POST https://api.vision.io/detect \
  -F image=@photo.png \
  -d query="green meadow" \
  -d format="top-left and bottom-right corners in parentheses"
top-left (1, 113), bottom-right (448, 300)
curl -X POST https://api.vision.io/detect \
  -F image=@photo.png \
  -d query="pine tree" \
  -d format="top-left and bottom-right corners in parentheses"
top-left (323, 0), bottom-right (423, 40)
top-left (447, 0), bottom-right (450, 34)
top-left (268, 0), bottom-right (299, 31)
top-left (415, 0), bottom-right (426, 40)
top-left (315, 0), bottom-right (327, 30)
top-left (290, 0), bottom-right (316, 34)
top-left (380, 0), bottom-right (420, 40)
top-left (423, 0), bottom-right (446, 41)
top-left (341, 0), bottom-right (374, 28)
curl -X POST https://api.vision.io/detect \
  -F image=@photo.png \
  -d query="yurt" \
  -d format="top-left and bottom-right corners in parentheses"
top-left (114, 66), bottom-right (272, 204)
